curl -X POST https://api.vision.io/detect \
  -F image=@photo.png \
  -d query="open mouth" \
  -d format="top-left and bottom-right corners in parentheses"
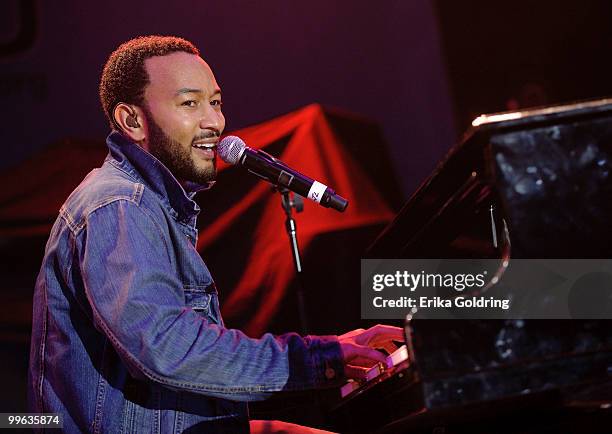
top-left (192, 142), bottom-right (217, 159)
top-left (192, 142), bottom-right (216, 150)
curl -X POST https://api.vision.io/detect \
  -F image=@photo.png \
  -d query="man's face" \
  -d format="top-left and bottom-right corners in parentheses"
top-left (140, 51), bottom-right (225, 185)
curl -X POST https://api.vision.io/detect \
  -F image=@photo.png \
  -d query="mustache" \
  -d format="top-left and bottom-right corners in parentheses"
top-left (193, 130), bottom-right (221, 142)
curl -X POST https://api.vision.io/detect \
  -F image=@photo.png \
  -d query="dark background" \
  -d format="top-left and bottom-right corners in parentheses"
top-left (0, 0), bottom-right (454, 198)
top-left (2, 0), bottom-right (612, 416)
top-left (3, 1), bottom-right (612, 195)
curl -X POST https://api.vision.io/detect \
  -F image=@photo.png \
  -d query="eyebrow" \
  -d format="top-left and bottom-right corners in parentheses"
top-left (175, 88), bottom-right (222, 97)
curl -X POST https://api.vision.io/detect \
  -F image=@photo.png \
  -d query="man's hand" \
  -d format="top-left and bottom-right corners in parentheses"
top-left (338, 324), bottom-right (404, 380)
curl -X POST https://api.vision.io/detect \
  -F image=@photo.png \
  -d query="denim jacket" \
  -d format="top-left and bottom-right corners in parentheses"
top-left (28, 131), bottom-right (345, 433)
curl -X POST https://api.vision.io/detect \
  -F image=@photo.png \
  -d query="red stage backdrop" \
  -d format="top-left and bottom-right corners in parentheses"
top-left (197, 104), bottom-right (397, 336)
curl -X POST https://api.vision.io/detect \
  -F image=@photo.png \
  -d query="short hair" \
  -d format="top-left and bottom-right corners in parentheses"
top-left (99, 35), bottom-right (200, 129)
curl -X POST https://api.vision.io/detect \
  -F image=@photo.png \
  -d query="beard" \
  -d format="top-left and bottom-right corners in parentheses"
top-left (143, 108), bottom-right (217, 185)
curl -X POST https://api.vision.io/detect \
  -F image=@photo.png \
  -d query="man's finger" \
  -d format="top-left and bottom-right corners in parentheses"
top-left (349, 345), bottom-right (387, 366)
top-left (381, 342), bottom-right (399, 355)
top-left (348, 356), bottom-right (379, 368)
top-left (344, 365), bottom-right (369, 381)
top-left (369, 324), bottom-right (405, 340)
top-left (360, 325), bottom-right (404, 346)
top-left (339, 328), bottom-right (365, 340)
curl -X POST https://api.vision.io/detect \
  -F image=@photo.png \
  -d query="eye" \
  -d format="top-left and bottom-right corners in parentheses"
top-left (181, 100), bottom-right (198, 107)
top-left (211, 99), bottom-right (223, 107)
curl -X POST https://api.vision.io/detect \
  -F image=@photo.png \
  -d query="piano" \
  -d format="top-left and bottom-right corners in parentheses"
top-left (328, 99), bottom-right (612, 433)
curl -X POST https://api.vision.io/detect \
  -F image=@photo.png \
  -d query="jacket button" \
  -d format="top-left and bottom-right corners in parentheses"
top-left (325, 367), bottom-right (336, 379)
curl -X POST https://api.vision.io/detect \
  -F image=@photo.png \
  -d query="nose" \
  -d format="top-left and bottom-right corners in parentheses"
top-left (200, 104), bottom-right (225, 136)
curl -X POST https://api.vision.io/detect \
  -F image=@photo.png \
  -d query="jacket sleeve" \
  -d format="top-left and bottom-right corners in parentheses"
top-left (77, 199), bottom-right (345, 401)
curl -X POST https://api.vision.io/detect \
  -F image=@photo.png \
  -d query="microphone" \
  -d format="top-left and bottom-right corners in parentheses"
top-left (218, 136), bottom-right (348, 212)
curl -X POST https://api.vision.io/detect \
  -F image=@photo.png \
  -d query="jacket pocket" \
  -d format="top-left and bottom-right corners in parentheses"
top-left (183, 283), bottom-right (219, 323)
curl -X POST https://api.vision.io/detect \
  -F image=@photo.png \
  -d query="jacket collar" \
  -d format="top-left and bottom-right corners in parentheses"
top-left (106, 131), bottom-right (212, 222)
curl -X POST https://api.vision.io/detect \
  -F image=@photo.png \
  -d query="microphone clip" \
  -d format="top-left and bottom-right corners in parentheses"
top-left (274, 186), bottom-right (304, 214)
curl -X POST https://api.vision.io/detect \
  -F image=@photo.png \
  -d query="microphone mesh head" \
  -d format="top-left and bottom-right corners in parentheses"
top-left (218, 136), bottom-right (246, 165)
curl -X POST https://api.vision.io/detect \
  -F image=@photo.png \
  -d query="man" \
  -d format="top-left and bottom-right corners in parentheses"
top-left (28, 35), bottom-right (402, 433)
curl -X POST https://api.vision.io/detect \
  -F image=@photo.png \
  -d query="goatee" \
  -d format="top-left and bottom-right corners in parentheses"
top-left (143, 108), bottom-right (217, 185)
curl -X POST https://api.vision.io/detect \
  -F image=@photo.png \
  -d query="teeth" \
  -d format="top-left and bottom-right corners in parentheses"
top-left (193, 143), bottom-right (216, 149)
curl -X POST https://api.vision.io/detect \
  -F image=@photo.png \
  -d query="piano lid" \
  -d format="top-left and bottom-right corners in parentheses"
top-left (367, 97), bottom-right (612, 259)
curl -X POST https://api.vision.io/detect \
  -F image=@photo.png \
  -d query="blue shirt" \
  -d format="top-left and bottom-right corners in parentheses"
top-left (28, 131), bottom-right (344, 433)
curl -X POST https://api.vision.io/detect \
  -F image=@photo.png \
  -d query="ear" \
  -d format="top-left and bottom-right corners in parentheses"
top-left (113, 103), bottom-right (146, 142)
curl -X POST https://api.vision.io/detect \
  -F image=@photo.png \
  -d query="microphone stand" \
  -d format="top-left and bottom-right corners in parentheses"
top-left (278, 187), bottom-right (329, 428)
top-left (277, 186), bottom-right (309, 335)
